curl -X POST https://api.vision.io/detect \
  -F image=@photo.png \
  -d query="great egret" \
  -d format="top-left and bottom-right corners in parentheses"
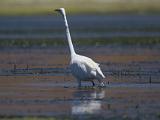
top-left (55, 8), bottom-right (105, 87)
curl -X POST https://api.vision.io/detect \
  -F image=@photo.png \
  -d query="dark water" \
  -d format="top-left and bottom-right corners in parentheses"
top-left (0, 15), bottom-right (160, 40)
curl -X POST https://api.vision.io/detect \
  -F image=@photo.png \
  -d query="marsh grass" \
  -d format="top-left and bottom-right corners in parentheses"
top-left (1, 27), bottom-right (160, 34)
top-left (0, 115), bottom-right (133, 120)
top-left (0, 0), bottom-right (160, 15)
top-left (0, 116), bottom-right (71, 120)
top-left (0, 37), bottom-right (160, 47)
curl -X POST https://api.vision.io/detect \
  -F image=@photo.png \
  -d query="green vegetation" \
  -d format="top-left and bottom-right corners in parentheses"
top-left (0, 116), bottom-right (70, 120)
top-left (0, 115), bottom-right (134, 120)
top-left (0, 115), bottom-right (110, 120)
top-left (77, 37), bottom-right (160, 46)
top-left (0, 0), bottom-right (160, 15)
top-left (0, 37), bottom-right (160, 47)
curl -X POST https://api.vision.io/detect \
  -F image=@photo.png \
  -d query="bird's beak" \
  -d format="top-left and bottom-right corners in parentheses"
top-left (55, 9), bottom-right (60, 12)
top-left (55, 8), bottom-right (64, 16)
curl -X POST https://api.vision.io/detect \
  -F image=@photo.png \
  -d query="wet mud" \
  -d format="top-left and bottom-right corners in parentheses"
top-left (0, 45), bottom-right (160, 119)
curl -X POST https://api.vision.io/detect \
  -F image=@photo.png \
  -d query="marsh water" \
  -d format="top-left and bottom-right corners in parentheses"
top-left (0, 15), bottom-right (160, 40)
top-left (0, 15), bottom-right (160, 120)
top-left (0, 46), bottom-right (160, 119)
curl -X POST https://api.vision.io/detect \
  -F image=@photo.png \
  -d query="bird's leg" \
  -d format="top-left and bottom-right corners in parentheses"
top-left (98, 79), bottom-right (105, 87)
top-left (78, 80), bottom-right (81, 88)
top-left (100, 82), bottom-right (105, 87)
top-left (91, 80), bottom-right (95, 86)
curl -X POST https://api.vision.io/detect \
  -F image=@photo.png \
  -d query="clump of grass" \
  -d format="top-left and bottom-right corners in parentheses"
top-left (76, 37), bottom-right (160, 46)
top-left (0, 115), bottom-right (73, 120)
top-left (0, 39), bottom-right (65, 47)
top-left (0, 37), bottom-right (160, 47)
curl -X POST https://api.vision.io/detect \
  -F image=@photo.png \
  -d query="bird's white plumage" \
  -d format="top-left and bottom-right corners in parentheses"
top-left (70, 55), bottom-right (105, 81)
top-left (55, 8), bottom-right (105, 87)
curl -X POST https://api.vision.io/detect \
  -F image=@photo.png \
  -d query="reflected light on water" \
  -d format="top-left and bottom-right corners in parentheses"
top-left (72, 89), bottom-right (105, 115)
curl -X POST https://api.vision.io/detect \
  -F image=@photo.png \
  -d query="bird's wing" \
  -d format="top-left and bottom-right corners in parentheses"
top-left (81, 56), bottom-right (105, 78)
top-left (80, 56), bottom-right (99, 70)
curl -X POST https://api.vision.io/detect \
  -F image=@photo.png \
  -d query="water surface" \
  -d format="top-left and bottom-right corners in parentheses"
top-left (0, 46), bottom-right (160, 119)
top-left (0, 15), bottom-right (160, 40)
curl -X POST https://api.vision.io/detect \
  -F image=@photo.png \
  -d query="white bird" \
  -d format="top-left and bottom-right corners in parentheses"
top-left (55, 8), bottom-right (105, 87)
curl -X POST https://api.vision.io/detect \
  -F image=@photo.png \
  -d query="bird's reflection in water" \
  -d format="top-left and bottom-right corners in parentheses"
top-left (72, 88), bottom-right (105, 115)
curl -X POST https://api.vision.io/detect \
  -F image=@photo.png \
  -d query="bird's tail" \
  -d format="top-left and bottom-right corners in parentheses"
top-left (96, 67), bottom-right (105, 79)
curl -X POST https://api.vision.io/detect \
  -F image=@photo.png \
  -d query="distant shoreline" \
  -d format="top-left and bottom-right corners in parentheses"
top-left (0, 0), bottom-right (160, 16)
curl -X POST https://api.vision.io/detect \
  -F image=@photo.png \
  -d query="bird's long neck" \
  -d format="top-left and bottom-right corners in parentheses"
top-left (62, 13), bottom-right (76, 58)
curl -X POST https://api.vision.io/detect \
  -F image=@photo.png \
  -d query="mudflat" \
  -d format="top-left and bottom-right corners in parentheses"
top-left (0, 45), bottom-right (160, 119)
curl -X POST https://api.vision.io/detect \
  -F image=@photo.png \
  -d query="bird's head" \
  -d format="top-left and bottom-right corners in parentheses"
top-left (55, 8), bottom-right (66, 16)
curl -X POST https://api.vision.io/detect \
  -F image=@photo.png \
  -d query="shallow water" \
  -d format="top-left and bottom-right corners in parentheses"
top-left (0, 15), bottom-right (160, 40)
top-left (0, 46), bottom-right (160, 119)
top-left (0, 79), bottom-right (160, 119)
